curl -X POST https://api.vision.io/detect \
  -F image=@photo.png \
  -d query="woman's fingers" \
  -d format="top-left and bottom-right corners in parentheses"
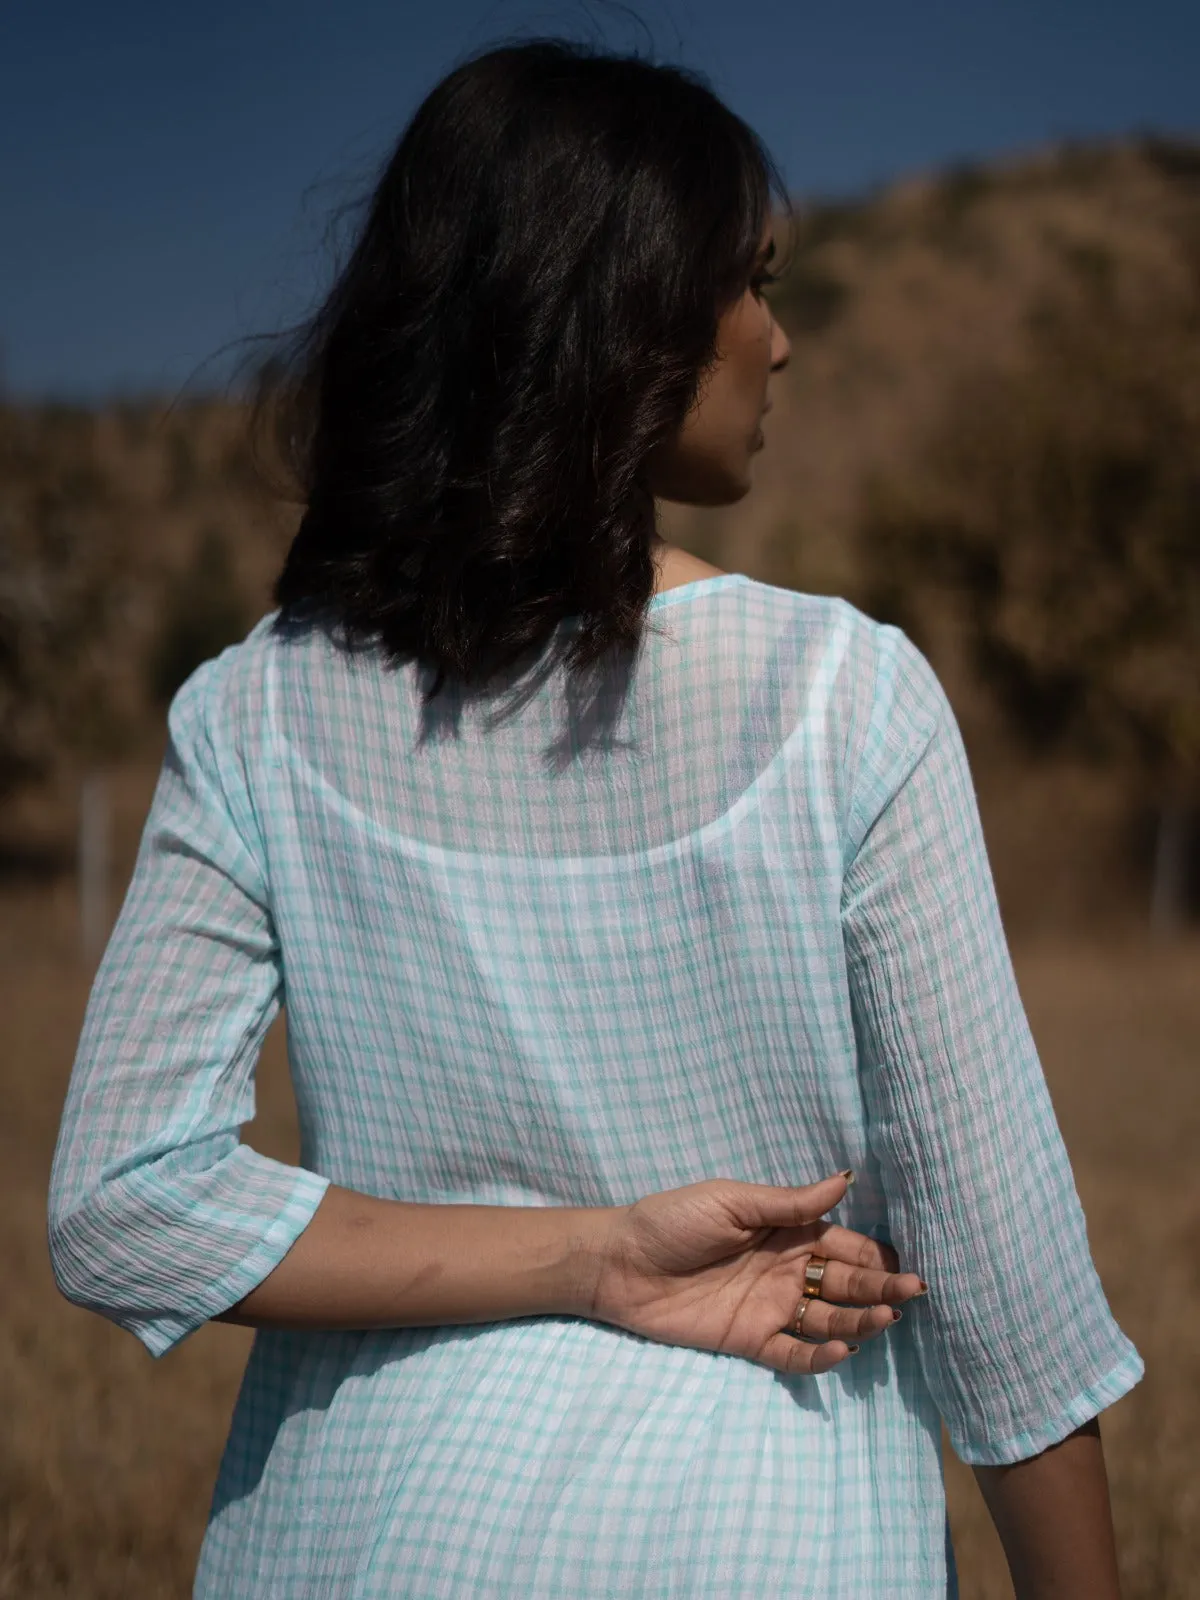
top-left (713, 1179), bottom-right (911, 1282)
top-left (810, 1257), bottom-right (925, 1307)
top-left (760, 1295), bottom-right (912, 1375)
top-left (723, 1172), bottom-right (853, 1230)
top-left (812, 1222), bottom-right (901, 1276)
top-left (793, 1298), bottom-right (899, 1344)
top-left (758, 1331), bottom-right (858, 1377)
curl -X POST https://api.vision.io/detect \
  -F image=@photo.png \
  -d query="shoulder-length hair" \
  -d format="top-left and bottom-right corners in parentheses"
top-left (268, 38), bottom-right (789, 700)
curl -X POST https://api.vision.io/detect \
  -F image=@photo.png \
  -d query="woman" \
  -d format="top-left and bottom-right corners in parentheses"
top-left (50, 38), bottom-right (1141, 1599)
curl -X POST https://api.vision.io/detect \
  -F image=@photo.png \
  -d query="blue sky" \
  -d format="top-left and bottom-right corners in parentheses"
top-left (2, 0), bottom-right (1197, 399)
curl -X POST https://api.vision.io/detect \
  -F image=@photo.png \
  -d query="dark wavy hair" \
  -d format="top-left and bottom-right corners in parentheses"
top-left (268, 38), bottom-right (790, 700)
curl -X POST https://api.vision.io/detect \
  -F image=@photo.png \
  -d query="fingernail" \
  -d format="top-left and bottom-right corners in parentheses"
top-left (914, 1282), bottom-right (930, 1297)
top-left (846, 1344), bottom-right (860, 1355)
top-left (891, 1308), bottom-right (903, 1321)
top-left (840, 1168), bottom-right (856, 1185)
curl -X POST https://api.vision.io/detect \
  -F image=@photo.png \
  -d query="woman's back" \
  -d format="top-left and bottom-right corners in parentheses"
top-left (268, 572), bottom-right (884, 1209)
top-left (51, 571), bottom-right (1139, 1597)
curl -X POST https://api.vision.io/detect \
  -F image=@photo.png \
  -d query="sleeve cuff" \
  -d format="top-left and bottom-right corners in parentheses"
top-left (134, 1166), bottom-right (332, 1358)
top-left (949, 1341), bottom-right (1145, 1466)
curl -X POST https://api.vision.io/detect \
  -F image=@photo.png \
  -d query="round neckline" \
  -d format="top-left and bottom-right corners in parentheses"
top-left (557, 571), bottom-right (748, 630)
top-left (647, 571), bottom-right (748, 611)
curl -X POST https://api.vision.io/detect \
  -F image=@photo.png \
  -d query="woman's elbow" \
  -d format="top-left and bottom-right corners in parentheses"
top-left (47, 1184), bottom-right (120, 1317)
top-left (46, 1173), bottom-right (162, 1334)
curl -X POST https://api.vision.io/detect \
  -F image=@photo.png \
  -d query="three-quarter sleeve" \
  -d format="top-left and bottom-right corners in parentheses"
top-left (48, 654), bottom-right (331, 1358)
top-left (841, 628), bottom-right (1142, 1465)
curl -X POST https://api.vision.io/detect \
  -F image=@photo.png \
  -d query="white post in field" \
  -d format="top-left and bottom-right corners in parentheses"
top-left (1149, 798), bottom-right (1188, 938)
top-left (79, 769), bottom-right (110, 965)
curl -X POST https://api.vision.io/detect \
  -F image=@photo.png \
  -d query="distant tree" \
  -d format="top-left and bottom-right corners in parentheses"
top-left (166, 426), bottom-right (200, 504)
top-left (0, 406), bottom-right (137, 800)
top-left (146, 525), bottom-right (249, 707)
top-left (858, 279), bottom-right (1200, 928)
top-left (0, 405), bottom-right (143, 959)
top-left (769, 203), bottom-right (858, 336)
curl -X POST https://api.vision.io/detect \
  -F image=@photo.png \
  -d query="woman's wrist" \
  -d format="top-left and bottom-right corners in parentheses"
top-left (498, 1200), bottom-right (625, 1321)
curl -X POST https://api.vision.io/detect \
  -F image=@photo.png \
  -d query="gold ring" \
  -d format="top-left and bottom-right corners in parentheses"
top-left (792, 1297), bottom-right (813, 1334)
top-left (802, 1257), bottom-right (828, 1299)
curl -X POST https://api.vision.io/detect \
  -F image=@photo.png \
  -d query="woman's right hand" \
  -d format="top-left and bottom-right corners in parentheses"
top-left (588, 1171), bottom-right (926, 1376)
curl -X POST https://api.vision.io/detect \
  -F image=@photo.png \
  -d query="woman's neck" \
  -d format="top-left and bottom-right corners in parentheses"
top-left (651, 541), bottom-right (728, 597)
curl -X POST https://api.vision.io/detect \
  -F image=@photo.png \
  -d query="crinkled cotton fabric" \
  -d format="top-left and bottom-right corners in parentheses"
top-left (49, 573), bottom-right (1142, 1598)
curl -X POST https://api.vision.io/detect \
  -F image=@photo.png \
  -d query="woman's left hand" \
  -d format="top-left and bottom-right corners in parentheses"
top-left (586, 1172), bottom-right (924, 1376)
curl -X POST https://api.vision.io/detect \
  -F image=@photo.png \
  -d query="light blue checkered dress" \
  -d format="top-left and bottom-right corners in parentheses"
top-left (49, 573), bottom-right (1141, 1598)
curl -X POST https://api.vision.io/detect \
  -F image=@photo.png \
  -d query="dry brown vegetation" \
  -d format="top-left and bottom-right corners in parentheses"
top-left (3, 134), bottom-right (1199, 1594)
top-left (4, 866), bottom-right (1196, 1596)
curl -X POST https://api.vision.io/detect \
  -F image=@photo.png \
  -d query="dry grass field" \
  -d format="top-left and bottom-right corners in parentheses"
top-left (2, 853), bottom-right (1196, 1598)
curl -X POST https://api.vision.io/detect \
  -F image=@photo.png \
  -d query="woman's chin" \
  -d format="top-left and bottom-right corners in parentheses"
top-left (695, 461), bottom-right (757, 506)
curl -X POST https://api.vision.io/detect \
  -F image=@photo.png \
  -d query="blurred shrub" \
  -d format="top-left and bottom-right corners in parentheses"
top-left (1136, 134), bottom-right (1200, 185)
top-left (166, 428), bottom-right (200, 505)
top-left (863, 327), bottom-right (1198, 782)
top-left (0, 407), bottom-right (138, 797)
top-left (771, 263), bottom-right (852, 333)
top-left (935, 161), bottom-right (996, 221)
top-left (858, 263), bottom-right (1200, 916)
top-left (146, 527), bottom-right (249, 707)
top-left (787, 196), bottom-right (879, 253)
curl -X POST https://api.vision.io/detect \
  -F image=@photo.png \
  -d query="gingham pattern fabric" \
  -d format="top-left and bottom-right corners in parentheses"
top-left (49, 573), bottom-right (1142, 1598)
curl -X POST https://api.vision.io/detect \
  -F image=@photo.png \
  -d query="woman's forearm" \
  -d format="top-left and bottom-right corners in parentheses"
top-left (216, 1184), bottom-right (615, 1331)
top-left (973, 1418), bottom-right (1121, 1600)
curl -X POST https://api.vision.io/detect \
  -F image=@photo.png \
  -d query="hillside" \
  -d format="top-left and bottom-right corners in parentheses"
top-left (667, 133), bottom-right (1200, 602)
